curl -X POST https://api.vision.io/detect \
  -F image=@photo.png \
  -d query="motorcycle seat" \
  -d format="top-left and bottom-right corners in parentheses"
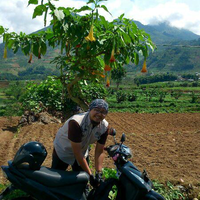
top-left (18, 166), bottom-right (89, 187)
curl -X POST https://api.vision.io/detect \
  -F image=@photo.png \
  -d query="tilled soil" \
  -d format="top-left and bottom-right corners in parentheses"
top-left (0, 113), bottom-right (200, 191)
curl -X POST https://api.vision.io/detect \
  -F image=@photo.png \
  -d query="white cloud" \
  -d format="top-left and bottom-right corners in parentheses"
top-left (0, 0), bottom-right (86, 35)
top-left (0, 0), bottom-right (200, 44)
top-left (102, 0), bottom-right (200, 35)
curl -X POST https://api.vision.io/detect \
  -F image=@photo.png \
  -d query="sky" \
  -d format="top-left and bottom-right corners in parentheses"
top-left (0, 0), bottom-right (200, 43)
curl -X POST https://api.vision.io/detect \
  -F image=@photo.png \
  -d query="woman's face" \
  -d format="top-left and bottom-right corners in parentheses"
top-left (89, 107), bottom-right (107, 123)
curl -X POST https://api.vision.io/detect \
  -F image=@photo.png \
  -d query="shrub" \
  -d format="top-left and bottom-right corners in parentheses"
top-left (153, 181), bottom-right (185, 200)
top-left (116, 91), bottom-right (127, 103)
top-left (81, 82), bottom-right (108, 103)
top-left (127, 93), bottom-right (137, 102)
top-left (21, 76), bottom-right (107, 113)
top-left (192, 82), bottom-right (198, 87)
top-left (21, 76), bottom-right (67, 113)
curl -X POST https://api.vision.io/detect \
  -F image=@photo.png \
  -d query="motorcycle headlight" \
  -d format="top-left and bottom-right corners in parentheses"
top-left (109, 145), bottom-right (120, 157)
top-left (121, 145), bottom-right (132, 158)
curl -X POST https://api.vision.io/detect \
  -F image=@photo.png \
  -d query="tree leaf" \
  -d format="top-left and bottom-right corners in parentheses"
top-left (22, 44), bottom-right (31, 55)
top-left (12, 41), bottom-right (20, 54)
top-left (0, 26), bottom-right (4, 34)
top-left (101, 5), bottom-right (112, 16)
top-left (86, 0), bottom-right (95, 5)
top-left (28, 0), bottom-right (38, 5)
top-left (74, 6), bottom-right (92, 12)
top-left (141, 45), bottom-right (148, 58)
top-left (122, 32), bottom-right (131, 44)
top-left (134, 52), bottom-right (139, 65)
top-left (125, 56), bottom-right (130, 64)
top-left (118, 13), bottom-right (125, 20)
top-left (41, 41), bottom-right (47, 55)
top-left (33, 42), bottom-right (39, 57)
top-left (7, 39), bottom-right (15, 49)
top-left (32, 5), bottom-right (47, 19)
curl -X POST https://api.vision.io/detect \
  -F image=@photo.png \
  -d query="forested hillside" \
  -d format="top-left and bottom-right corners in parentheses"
top-left (127, 38), bottom-right (200, 73)
top-left (0, 21), bottom-right (200, 80)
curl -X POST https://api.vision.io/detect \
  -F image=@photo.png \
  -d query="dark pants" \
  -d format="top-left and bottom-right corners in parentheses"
top-left (51, 148), bottom-right (89, 171)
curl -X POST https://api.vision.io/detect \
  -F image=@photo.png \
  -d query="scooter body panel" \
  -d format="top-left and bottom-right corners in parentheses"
top-left (119, 161), bottom-right (151, 192)
top-left (118, 174), bottom-right (141, 200)
top-left (116, 161), bottom-right (165, 200)
top-left (2, 165), bottom-right (88, 200)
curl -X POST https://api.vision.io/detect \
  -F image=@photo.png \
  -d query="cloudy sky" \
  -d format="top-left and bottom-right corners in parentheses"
top-left (0, 0), bottom-right (200, 41)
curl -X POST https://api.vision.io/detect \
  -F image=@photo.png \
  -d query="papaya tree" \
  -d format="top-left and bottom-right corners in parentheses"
top-left (0, 0), bottom-right (155, 110)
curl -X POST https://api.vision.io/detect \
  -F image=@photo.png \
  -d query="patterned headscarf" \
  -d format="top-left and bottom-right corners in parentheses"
top-left (89, 99), bottom-right (109, 112)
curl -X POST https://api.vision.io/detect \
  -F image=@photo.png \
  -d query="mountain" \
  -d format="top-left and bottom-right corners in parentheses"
top-left (134, 21), bottom-right (200, 44)
top-left (0, 21), bottom-right (200, 80)
top-left (126, 38), bottom-right (200, 74)
top-left (127, 21), bottom-right (200, 73)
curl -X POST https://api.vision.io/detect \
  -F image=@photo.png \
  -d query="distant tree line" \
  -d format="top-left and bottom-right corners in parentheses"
top-left (182, 74), bottom-right (199, 81)
top-left (134, 73), bottom-right (177, 85)
top-left (0, 73), bottom-right (19, 80)
top-left (0, 66), bottom-right (59, 80)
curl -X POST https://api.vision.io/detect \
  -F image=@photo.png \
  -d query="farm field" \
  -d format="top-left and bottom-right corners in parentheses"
top-left (0, 113), bottom-right (199, 191)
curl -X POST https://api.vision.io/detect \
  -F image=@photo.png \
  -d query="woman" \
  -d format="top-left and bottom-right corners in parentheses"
top-left (52, 99), bottom-right (112, 186)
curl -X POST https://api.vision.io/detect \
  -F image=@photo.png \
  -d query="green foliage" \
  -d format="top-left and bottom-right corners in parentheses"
top-left (18, 66), bottom-right (59, 80)
top-left (0, 73), bottom-right (19, 81)
top-left (2, 81), bottom-right (26, 116)
top-left (81, 82), bottom-right (108, 103)
top-left (0, 184), bottom-right (29, 200)
top-left (153, 181), bottom-right (185, 200)
top-left (116, 90), bottom-right (127, 103)
top-left (127, 92), bottom-right (137, 102)
top-left (191, 91), bottom-right (199, 103)
top-left (182, 74), bottom-right (199, 81)
top-left (106, 80), bottom-right (200, 114)
top-left (171, 90), bottom-right (182, 100)
top-left (134, 73), bottom-right (177, 85)
top-left (111, 67), bottom-right (126, 89)
top-left (21, 76), bottom-right (107, 113)
top-left (102, 168), bottom-right (118, 179)
top-left (0, 0), bottom-right (155, 109)
top-left (21, 76), bottom-right (73, 112)
top-left (102, 168), bottom-right (118, 200)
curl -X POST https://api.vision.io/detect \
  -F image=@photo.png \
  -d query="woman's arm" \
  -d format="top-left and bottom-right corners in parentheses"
top-left (70, 141), bottom-right (92, 175)
top-left (95, 142), bottom-right (105, 172)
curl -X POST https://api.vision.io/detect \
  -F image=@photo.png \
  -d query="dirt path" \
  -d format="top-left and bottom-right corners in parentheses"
top-left (0, 113), bottom-right (200, 188)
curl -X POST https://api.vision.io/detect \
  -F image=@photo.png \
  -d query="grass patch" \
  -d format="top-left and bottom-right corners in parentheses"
top-left (0, 184), bottom-right (29, 200)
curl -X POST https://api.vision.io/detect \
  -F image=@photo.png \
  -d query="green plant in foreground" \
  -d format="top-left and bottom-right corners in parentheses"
top-left (102, 168), bottom-right (118, 199)
top-left (153, 180), bottom-right (185, 200)
top-left (102, 168), bottom-right (118, 179)
top-left (102, 169), bottom-right (186, 200)
top-left (0, 184), bottom-right (28, 200)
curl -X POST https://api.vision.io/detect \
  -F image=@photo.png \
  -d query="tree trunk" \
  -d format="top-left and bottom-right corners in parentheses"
top-left (66, 75), bottom-right (88, 111)
top-left (116, 82), bottom-right (120, 90)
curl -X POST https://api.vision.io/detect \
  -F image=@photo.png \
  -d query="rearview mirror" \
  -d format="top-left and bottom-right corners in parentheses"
top-left (110, 128), bottom-right (116, 136)
top-left (121, 133), bottom-right (125, 143)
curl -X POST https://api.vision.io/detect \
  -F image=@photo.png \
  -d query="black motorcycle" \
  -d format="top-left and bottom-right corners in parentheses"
top-left (0, 131), bottom-right (165, 200)
top-left (99, 132), bottom-right (165, 200)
